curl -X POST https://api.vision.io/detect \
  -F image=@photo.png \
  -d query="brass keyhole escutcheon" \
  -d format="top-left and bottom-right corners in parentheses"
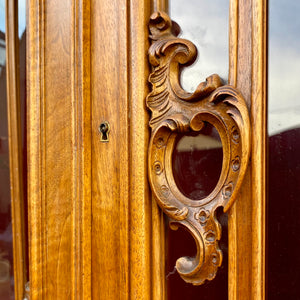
top-left (99, 121), bottom-right (110, 142)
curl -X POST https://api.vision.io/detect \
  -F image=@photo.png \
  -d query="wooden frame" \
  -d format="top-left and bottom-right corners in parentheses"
top-left (27, 0), bottom-right (92, 298)
top-left (228, 0), bottom-right (267, 298)
top-left (6, 0), bottom-right (28, 299)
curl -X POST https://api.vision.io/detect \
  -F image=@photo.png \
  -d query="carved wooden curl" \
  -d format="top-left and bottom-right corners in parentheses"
top-left (147, 12), bottom-right (251, 285)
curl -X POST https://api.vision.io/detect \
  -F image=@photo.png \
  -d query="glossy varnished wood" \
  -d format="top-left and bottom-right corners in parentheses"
top-left (91, 0), bottom-right (162, 298)
top-left (151, 0), bottom-right (168, 12)
top-left (5, 0), bottom-right (27, 299)
top-left (27, 0), bottom-right (266, 298)
top-left (91, 0), bottom-right (130, 297)
top-left (28, 0), bottom-right (167, 299)
top-left (27, 0), bottom-right (92, 298)
top-left (150, 4), bottom-right (168, 300)
top-left (228, 0), bottom-right (267, 299)
top-left (250, 0), bottom-right (267, 298)
top-left (147, 11), bottom-right (251, 286)
top-left (72, 1), bottom-right (92, 298)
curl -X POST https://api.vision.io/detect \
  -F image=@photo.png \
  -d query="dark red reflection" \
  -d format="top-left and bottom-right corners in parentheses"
top-left (0, 30), bottom-right (15, 299)
top-left (172, 123), bottom-right (223, 200)
top-left (268, 128), bottom-right (300, 299)
top-left (166, 208), bottom-right (228, 299)
top-left (168, 123), bottom-right (227, 299)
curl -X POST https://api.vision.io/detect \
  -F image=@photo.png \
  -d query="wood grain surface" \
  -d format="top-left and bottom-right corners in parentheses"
top-left (228, 0), bottom-right (267, 299)
top-left (26, 0), bottom-right (266, 298)
top-left (28, 0), bottom-right (92, 298)
top-left (90, 0), bottom-right (160, 298)
top-left (146, 11), bottom-right (251, 286)
top-left (6, 0), bottom-right (27, 299)
top-left (28, 0), bottom-right (166, 299)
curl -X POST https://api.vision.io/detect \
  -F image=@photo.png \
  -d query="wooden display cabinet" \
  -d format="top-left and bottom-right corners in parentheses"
top-left (5, 0), bottom-right (267, 298)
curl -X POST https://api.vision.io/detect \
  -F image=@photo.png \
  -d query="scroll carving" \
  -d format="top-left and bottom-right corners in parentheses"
top-left (147, 11), bottom-right (251, 285)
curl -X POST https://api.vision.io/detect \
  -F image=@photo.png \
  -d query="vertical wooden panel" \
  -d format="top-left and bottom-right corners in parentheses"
top-left (91, 1), bottom-right (130, 298)
top-left (150, 2), bottom-right (168, 300)
top-left (27, 1), bottom-right (44, 297)
top-left (6, 0), bottom-right (27, 299)
top-left (29, 0), bottom-right (166, 298)
top-left (28, 0), bottom-right (91, 298)
top-left (128, 1), bottom-right (152, 299)
top-left (250, 0), bottom-right (267, 298)
top-left (228, 0), bottom-right (267, 299)
top-left (43, 2), bottom-right (73, 298)
top-left (90, 0), bottom-right (167, 299)
top-left (228, 0), bottom-right (253, 298)
top-left (72, 1), bottom-right (92, 299)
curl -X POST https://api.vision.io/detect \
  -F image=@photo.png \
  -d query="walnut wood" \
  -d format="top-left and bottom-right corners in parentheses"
top-left (6, 0), bottom-right (27, 300)
top-left (91, 0), bottom-right (130, 298)
top-left (26, 0), bottom-right (266, 298)
top-left (151, 0), bottom-right (168, 13)
top-left (5, 1), bottom-right (27, 299)
top-left (72, 1), bottom-right (92, 298)
top-left (147, 11), bottom-right (251, 285)
top-left (91, 0), bottom-right (162, 298)
top-left (28, 0), bottom-right (167, 298)
top-left (228, 0), bottom-right (267, 299)
top-left (27, 0), bottom-right (92, 298)
top-left (150, 5), bottom-right (168, 299)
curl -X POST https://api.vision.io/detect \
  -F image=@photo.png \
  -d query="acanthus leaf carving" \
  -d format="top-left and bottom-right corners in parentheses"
top-left (147, 11), bottom-right (251, 285)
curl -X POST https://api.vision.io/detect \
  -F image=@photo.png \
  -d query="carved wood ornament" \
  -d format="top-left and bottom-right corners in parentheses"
top-left (147, 11), bottom-right (251, 285)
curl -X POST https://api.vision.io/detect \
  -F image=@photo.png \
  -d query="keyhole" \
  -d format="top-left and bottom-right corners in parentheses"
top-left (99, 121), bottom-right (110, 142)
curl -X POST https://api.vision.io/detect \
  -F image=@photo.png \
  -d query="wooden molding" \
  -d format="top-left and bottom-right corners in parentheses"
top-left (27, 0), bottom-right (92, 298)
top-left (228, 0), bottom-right (267, 299)
top-left (147, 11), bottom-right (251, 285)
top-left (5, 1), bottom-right (27, 299)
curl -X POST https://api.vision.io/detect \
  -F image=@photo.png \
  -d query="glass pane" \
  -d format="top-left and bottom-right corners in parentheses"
top-left (166, 206), bottom-right (228, 300)
top-left (0, 1), bottom-right (15, 298)
top-left (18, 0), bottom-right (26, 39)
top-left (170, 0), bottom-right (229, 93)
top-left (168, 125), bottom-right (226, 299)
top-left (268, 0), bottom-right (300, 298)
top-left (166, 2), bottom-right (229, 298)
top-left (172, 124), bottom-right (223, 200)
top-left (0, 1), bottom-right (27, 298)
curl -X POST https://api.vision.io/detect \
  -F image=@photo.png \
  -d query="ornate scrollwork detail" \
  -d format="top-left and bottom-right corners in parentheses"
top-left (146, 11), bottom-right (251, 285)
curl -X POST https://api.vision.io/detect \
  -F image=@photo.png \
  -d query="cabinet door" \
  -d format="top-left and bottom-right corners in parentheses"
top-left (26, 0), bottom-right (266, 299)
